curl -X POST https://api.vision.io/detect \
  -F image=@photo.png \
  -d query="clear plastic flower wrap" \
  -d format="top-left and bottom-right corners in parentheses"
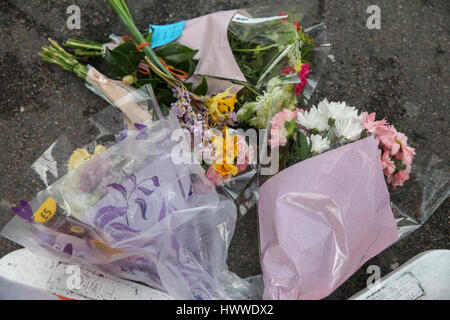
top-left (227, 2), bottom-right (330, 103)
top-left (256, 98), bottom-right (449, 299)
top-left (177, 1), bottom-right (330, 99)
top-left (1, 116), bottom-right (257, 300)
top-left (172, 2), bottom-right (331, 215)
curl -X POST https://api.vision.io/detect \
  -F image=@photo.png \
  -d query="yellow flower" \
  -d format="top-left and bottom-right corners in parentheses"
top-left (211, 127), bottom-right (238, 164)
top-left (295, 59), bottom-right (302, 73)
top-left (210, 127), bottom-right (240, 177)
top-left (211, 163), bottom-right (238, 177)
top-left (205, 87), bottom-right (237, 123)
top-left (67, 145), bottom-right (107, 171)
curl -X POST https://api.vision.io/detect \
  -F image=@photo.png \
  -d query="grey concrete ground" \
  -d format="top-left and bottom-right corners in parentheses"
top-left (0, 0), bottom-right (448, 299)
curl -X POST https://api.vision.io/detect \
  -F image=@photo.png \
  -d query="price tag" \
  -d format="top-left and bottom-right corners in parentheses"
top-left (33, 198), bottom-right (57, 223)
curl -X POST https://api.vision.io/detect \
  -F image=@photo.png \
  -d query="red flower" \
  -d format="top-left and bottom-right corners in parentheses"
top-left (282, 67), bottom-right (295, 74)
top-left (295, 63), bottom-right (311, 96)
top-left (277, 12), bottom-right (288, 22)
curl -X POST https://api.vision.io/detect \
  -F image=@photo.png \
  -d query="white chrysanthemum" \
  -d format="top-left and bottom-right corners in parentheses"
top-left (309, 134), bottom-right (331, 154)
top-left (334, 119), bottom-right (363, 141)
top-left (338, 105), bottom-right (359, 121)
top-left (318, 99), bottom-right (360, 122)
top-left (297, 106), bottom-right (329, 131)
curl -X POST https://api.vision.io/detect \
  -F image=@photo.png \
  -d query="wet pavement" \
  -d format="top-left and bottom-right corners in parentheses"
top-left (0, 0), bottom-right (448, 299)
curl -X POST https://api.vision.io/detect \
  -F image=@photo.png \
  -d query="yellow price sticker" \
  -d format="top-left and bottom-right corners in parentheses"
top-left (33, 198), bottom-right (57, 223)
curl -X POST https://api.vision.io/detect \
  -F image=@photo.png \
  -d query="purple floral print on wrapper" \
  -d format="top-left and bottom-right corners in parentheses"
top-left (82, 155), bottom-right (188, 246)
top-left (11, 200), bottom-right (33, 222)
top-left (92, 174), bottom-right (171, 242)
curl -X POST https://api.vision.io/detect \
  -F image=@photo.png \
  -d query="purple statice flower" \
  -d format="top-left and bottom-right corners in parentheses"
top-left (171, 100), bottom-right (186, 118)
top-left (230, 112), bottom-right (238, 125)
top-left (183, 112), bottom-right (194, 123)
top-left (171, 86), bottom-right (183, 100)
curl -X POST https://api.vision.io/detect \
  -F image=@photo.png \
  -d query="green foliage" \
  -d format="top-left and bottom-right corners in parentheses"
top-left (228, 17), bottom-right (315, 89)
top-left (297, 132), bottom-right (312, 161)
top-left (104, 47), bottom-right (138, 78)
top-left (394, 158), bottom-right (407, 172)
top-left (156, 43), bottom-right (198, 65)
top-left (155, 42), bottom-right (199, 79)
top-left (192, 76), bottom-right (208, 96)
top-left (100, 40), bottom-right (201, 107)
top-left (394, 124), bottom-right (404, 133)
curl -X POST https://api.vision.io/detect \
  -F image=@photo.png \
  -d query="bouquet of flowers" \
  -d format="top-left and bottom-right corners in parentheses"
top-left (4, 118), bottom-right (256, 300)
top-left (258, 99), bottom-right (416, 299)
top-left (39, 39), bottom-right (153, 127)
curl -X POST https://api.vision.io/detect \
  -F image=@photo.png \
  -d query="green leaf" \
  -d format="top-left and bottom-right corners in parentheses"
top-left (156, 88), bottom-right (176, 106)
top-left (156, 43), bottom-right (198, 65)
top-left (394, 158), bottom-right (407, 172)
top-left (298, 133), bottom-right (311, 161)
top-left (186, 59), bottom-right (199, 77)
top-left (192, 76), bottom-right (208, 96)
top-left (113, 41), bottom-right (144, 68)
top-left (159, 103), bottom-right (170, 117)
top-left (104, 48), bottom-right (136, 78)
top-left (284, 119), bottom-right (299, 139)
top-left (135, 77), bottom-right (161, 89)
top-left (144, 32), bottom-right (153, 44)
top-left (394, 124), bottom-right (403, 133)
top-left (236, 87), bottom-right (257, 106)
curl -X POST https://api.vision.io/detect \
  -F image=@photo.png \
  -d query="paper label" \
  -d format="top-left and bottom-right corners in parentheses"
top-left (231, 13), bottom-right (288, 24)
top-left (365, 273), bottom-right (426, 300)
top-left (33, 198), bottom-right (57, 223)
top-left (149, 21), bottom-right (185, 49)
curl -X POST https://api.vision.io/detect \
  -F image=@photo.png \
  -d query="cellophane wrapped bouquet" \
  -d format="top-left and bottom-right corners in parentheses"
top-left (258, 98), bottom-right (420, 299)
top-left (5, 116), bottom-right (258, 300)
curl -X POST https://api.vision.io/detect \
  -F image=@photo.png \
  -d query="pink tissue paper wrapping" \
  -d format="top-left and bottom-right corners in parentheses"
top-left (177, 10), bottom-right (245, 94)
top-left (258, 136), bottom-right (399, 300)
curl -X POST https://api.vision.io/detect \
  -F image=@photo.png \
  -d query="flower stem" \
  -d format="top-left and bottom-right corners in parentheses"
top-left (106, 0), bottom-right (173, 80)
top-left (40, 38), bottom-right (88, 79)
top-left (232, 44), bottom-right (279, 53)
top-left (74, 49), bottom-right (103, 56)
top-left (64, 39), bottom-right (103, 51)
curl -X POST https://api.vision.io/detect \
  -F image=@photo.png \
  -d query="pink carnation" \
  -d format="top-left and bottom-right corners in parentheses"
top-left (363, 113), bottom-right (415, 188)
top-left (362, 112), bottom-right (387, 134)
top-left (381, 151), bottom-right (396, 178)
top-left (269, 108), bottom-right (302, 148)
top-left (396, 144), bottom-right (415, 167)
top-left (387, 166), bottom-right (411, 188)
top-left (375, 124), bottom-right (396, 151)
top-left (372, 123), bottom-right (415, 188)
